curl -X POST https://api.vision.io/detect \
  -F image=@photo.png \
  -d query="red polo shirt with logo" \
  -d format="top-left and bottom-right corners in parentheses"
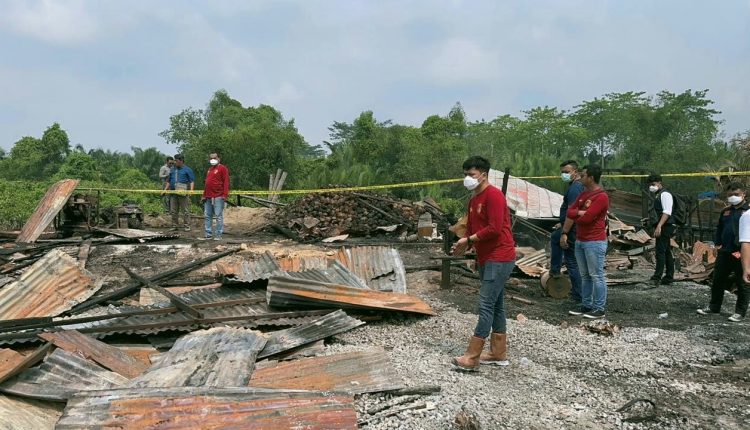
top-left (466, 185), bottom-right (516, 265)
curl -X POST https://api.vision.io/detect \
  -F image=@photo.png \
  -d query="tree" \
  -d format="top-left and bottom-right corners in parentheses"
top-left (0, 123), bottom-right (71, 180)
top-left (160, 90), bottom-right (316, 191)
top-left (131, 147), bottom-right (168, 182)
top-left (55, 152), bottom-right (99, 181)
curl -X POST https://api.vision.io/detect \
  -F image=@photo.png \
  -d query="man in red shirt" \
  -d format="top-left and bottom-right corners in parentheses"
top-left (451, 156), bottom-right (516, 371)
top-left (201, 153), bottom-right (230, 240)
top-left (560, 164), bottom-right (609, 319)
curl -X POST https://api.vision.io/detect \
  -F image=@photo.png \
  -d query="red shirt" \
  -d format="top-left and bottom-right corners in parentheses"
top-left (203, 164), bottom-right (230, 199)
top-left (466, 185), bottom-right (516, 264)
top-left (566, 188), bottom-right (609, 241)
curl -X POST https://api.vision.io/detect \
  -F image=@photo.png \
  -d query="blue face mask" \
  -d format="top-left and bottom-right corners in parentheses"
top-left (561, 172), bottom-right (572, 183)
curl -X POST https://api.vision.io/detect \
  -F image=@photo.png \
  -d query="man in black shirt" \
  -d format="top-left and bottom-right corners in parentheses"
top-left (698, 182), bottom-right (749, 322)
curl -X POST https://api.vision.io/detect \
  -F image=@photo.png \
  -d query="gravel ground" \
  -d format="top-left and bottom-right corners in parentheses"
top-left (328, 272), bottom-right (749, 430)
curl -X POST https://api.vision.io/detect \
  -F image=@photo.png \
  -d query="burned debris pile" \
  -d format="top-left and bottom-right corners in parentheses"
top-left (0, 235), bottom-right (435, 428)
top-left (281, 190), bottom-right (446, 240)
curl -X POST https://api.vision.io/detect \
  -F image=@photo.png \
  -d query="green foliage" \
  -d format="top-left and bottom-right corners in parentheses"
top-left (160, 90), bottom-right (317, 191)
top-left (0, 180), bottom-right (53, 227)
top-left (55, 152), bottom-right (100, 181)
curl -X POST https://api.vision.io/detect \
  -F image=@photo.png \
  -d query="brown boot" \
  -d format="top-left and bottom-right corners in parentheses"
top-left (452, 336), bottom-right (485, 371)
top-left (479, 332), bottom-right (509, 366)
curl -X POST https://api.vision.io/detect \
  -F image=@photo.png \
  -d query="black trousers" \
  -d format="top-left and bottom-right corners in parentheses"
top-left (653, 224), bottom-right (675, 280)
top-left (710, 251), bottom-right (750, 317)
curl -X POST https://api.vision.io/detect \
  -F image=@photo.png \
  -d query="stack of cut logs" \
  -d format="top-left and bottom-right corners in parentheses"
top-left (282, 189), bottom-right (425, 239)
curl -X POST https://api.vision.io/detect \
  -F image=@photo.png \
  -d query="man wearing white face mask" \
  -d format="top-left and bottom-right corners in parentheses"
top-left (646, 174), bottom-right (675, 285)
top-left (550, 160), bottom-right (584, 302)
top-left (698, 182), bottom-right (749, 322)
top-left (451, 156), bottom-right (516, 371)
top-left (200, 153), bottom-right (230, 240)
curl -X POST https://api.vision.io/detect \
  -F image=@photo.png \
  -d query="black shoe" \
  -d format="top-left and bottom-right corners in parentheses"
top-left (583, 309), bottom-right (606, 319)
top-left (568, 306), bottom-right (592, 316)
top-left (660, 277), bottom-right (674, 285)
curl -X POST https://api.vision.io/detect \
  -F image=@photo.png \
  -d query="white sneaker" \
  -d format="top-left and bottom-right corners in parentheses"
top-left (728, 314), bottom-right (744, 322)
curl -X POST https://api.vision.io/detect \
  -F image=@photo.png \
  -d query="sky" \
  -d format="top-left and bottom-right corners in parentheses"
top-left (0, 0), bottom-right (748, 155)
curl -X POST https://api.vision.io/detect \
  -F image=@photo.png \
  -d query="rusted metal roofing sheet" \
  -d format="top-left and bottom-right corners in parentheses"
top-left (0, 249), bottom-right (102, 320)
top-left (92, 227), bottom-right (162, 239)
top-left (343, 246), bottom-right (407, 293)
top-left (251, 350), bottom-right (405, 394)
top-left (285, 260), bottom-right (369, 289)
top-left (258, 310), bottom-right (364, 359)
top-left (216, 250), bottom-right (285, 283)
top-left (16, 179), bottom-right (80, 243)
top-left (0, 348), bottom-right (128, 401)
top-left (515, 249), bottom-right (547, 278)
top-left (0, 394), bottom-right (64, 430)
top-left (267, 277), bottom-right (437, 316)
top-left (278, 255), bottom-right (329, 271)
top-left (487, 169), bottom-right (563, 219)
top-left (56, 387), bottom-right (358, 430)
top-left (0, 304), bottom-right (328, 346)
top-left (623, 229), bottom-right (652, 244)
top-left (128, 327), bottom-right (266, 388)
top-left (38, 330), bottom-right (148, 378)
top-left (274, 247), bottom-right (409, 293)
top-left (0, 348), bottom-right (25, 382)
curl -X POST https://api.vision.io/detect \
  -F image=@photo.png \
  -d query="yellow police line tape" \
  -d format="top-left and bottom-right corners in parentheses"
top-left (77, 170), bottom-right (750, 196)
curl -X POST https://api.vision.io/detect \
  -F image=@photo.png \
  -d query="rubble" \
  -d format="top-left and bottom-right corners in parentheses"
top-left (0, 180), bottom-right (747, 429)
top-left (281, 190), bottom-right (445, 240)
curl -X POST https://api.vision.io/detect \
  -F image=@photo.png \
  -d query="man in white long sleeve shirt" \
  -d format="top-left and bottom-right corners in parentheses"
top-left (647, 174), bottom-right (675, 285)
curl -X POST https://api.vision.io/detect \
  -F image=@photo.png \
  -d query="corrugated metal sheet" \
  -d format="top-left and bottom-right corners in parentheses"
top-left (0, 304), bottom-right (327, 347)
top-left (216, 250), bottom-right (285, 283)
top-left (487, 169), bottom-right (562, 219)
top-left (623, 229), bottom-right (652, 244)
top-left (258, 310), bottom-right (365, 359)
top-left (16, 179), bottom-right (80, 243)
top-left (0, 394), bottom-right (63, 430)
top-left (0, 249), bottom-right (102, 320)
top-left (93, 227), bottom-right (163, 238)
top-left (56, 387), bottom-right (358, 430)
top-left (38, 330), bottom-right (148, 378)
top-left (278, 247), bottom-right (408, 293)
top-left (128, 327), bottom-right (266, 388)
top-left (0, 348), bottom-right (128, 401)
top-left (251, 351), bottom-right (405, 394)
top-left (344, 246), bottom-right (407, 293)
top-left (516, 249), bottom-right (546, 277)
top-left (0, 348), bottom-right (25, 383)
top-left (267, 277), bottom-right (437, 316)
top-left (285, 261), bottom-right (369, 289)
top-left (278, 255), bottom-right (329, 272)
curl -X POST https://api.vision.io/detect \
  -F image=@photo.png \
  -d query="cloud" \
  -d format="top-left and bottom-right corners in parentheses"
top-left (0, 0), bottom-right (98, 45)
top-left (428, 38), bottom-right (502, 84)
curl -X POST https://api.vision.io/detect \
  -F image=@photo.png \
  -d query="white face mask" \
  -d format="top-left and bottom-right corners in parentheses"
top-left (648, 185), bottom-right (659, 193)
top-left (463, 175), bottom-right (480, 191)
top-left (209, 159), bottom-right (219, 166)
top-left (561, 172), bottom-right (572, 183)
top-left (727, 195), bottom-right (743, 206)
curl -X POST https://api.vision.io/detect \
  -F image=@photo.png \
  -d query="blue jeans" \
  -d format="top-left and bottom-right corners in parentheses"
top-left (550, 229), bottom-right (582, 301)
top-left (474, 261), bottom-right (515, 338)
top-left (204, 197), bottom-right (225, 237)
top-left (574, 240), bottom-right (608, 312)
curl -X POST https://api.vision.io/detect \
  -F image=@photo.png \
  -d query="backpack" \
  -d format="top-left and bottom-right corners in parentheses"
top-left (670, 193), bottom-right (690, 226)
top-left (651, 190), bottom-right (690, 226)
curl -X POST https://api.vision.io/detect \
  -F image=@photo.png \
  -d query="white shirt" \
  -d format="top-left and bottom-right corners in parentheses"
top-left (739, 211), bottom-right (750, 243)
top-left (659, 191), bottom-right (673, 216)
